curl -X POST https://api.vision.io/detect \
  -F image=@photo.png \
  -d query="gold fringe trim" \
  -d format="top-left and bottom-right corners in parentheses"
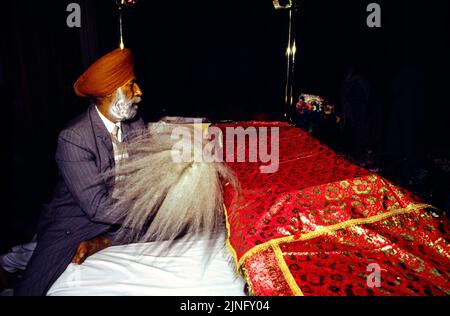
top-left (241, 265), bottom-right (256, 296)
top-left (272, 244), bottom-right (304, 296)
top-left (237, 203), bottom-right (432, 267)
top-left (224, 204), bottom-right (240, 272)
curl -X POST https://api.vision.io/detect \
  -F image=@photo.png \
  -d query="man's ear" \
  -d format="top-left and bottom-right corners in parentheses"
top-left (96, 94), bottom-right (113, 107)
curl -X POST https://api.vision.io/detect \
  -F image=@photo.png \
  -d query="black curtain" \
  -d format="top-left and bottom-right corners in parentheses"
top-left (1, 1), bottom-right (86, 250)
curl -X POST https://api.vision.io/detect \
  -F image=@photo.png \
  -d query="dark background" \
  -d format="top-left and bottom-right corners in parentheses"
top-left (1, 0), bottom-right (449, 251)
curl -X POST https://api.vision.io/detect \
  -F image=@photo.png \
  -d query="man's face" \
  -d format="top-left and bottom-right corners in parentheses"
top-left (108, 80), bottom-right (143, 122)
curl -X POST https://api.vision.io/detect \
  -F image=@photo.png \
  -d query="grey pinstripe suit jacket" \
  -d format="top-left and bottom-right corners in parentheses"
top-left (15, 105), bottom-right (145, 296)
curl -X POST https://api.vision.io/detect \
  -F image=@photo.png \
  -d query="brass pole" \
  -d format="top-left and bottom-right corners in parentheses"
top-left (274, 1), bottom-right (299, 122)
top-left (118, 5), bottom-right (125, 49)
top-left (284, 8), bottom-right (297, 121)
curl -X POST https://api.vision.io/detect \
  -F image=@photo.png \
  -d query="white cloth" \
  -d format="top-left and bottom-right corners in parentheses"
top-left (0, 236), bottom-right (37, 273)
top-left (47, 234), bottom-right (245, 296)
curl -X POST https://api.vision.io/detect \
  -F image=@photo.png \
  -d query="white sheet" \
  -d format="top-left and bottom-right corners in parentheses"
top-left (48, 234), bottom-right (245, 296)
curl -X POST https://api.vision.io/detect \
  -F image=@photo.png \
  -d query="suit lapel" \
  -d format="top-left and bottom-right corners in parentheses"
top-left (89, 106), bottom-right (143, 167)
top-left (89, 106), bottom-right (115, 166)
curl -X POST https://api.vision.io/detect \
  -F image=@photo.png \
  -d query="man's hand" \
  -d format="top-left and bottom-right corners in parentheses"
top-left (72, 235), bottom-right (110, 265)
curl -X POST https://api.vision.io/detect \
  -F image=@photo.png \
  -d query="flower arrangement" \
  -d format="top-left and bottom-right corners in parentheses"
top-left (296, 94), bottom-right (337, 119)
top-left (294, 94), bottom-right (340, 135)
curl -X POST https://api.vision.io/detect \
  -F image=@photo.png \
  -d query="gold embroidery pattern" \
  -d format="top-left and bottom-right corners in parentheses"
top-left (237, 203), bottom-right (431, 268)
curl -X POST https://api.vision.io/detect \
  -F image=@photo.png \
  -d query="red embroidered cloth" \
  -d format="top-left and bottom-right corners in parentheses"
top-left (219, 122), bottom-right (450, 296)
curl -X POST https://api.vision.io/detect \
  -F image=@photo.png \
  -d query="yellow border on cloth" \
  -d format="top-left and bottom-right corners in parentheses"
top-left (235, 203), bottom-right (433, 268)
top-left (224, 204), bottom-right (240, 271)
top-left (272, 244), bottom-right (304, 296)
top-left (224, 201), bottom-right (434, 296)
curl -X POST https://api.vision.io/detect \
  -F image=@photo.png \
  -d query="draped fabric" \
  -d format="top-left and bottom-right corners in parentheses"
top-left (220, 122), bottom-right (450, 296)
top-left (48, 234), bottom-right (245, 297)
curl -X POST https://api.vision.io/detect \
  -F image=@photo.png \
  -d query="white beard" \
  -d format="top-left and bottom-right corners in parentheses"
top-left (109, 89), bottom-right (140, 122)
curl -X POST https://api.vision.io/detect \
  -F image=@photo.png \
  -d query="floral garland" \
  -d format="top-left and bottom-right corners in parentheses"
top-left (296, 94), bottom-right (338, 119)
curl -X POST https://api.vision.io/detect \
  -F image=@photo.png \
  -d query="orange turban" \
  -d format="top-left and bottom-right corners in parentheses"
top-left (74, 48), bottom-right (135, 98)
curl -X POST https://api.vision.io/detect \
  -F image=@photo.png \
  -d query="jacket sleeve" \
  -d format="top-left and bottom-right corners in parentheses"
top-left (55, 129), bottom-right (124, 225)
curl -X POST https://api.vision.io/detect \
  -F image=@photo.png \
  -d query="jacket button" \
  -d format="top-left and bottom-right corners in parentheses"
top-left (66, 231), bottom-right (71, 236)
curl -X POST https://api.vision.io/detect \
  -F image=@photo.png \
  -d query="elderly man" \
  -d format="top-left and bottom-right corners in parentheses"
top-left (14, 48), bottom-right (145, 296)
